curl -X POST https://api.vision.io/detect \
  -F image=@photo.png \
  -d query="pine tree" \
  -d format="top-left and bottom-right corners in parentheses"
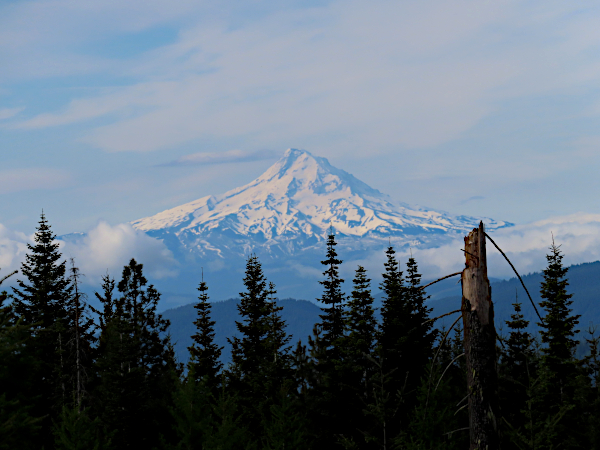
top-left (306, 230), bottom-right (348, 448)
top-left (403, 254), bottom-right (437, 386)
top-left (339, 265), bottom-right (378, 445)
top-left (498, 295), bottom-right (539, 449)
top-left (317, 231), bottom-right (346, 350)
top-left (11, 213), bottom-right (73, 448)
top-left (0, 273), bottom-right (41, 450)
top-left (378, 251), bottom-right (436, 441)
top-left (533, 242), bottom-right (584, 449)
top-left (188, 275), bottom-right (223, 385)
top-left (53, 404), bottom-right (107, 450)
top-left (92, 259), bottom-right (179, 448)
top-left (228, 255), bottom-right (291, 444)
top-left (538, 242), bottom-right (580, 393)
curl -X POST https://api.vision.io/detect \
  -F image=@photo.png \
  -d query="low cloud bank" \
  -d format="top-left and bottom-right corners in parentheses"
top-left (407, 213), bottom-right (600, 280)
top-left (61, 222), bottom-right (178, 283)
top-left (0, 221), bottom-right (177, 286)
top-left (2, 213), bottom-right (600, 291)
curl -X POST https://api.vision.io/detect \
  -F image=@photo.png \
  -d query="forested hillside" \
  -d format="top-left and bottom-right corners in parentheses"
top-left (2, 214), bottom-right (599, 449)
top-left (164, 261), bottom-right (600, 365)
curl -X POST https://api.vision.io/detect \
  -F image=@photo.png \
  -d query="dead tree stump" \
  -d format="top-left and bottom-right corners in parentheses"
top-left (462, 221), bottom-right (500, 450)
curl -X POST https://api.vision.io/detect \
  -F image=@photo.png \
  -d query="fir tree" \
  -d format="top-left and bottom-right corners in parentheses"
top-left (11, 213), bottom-right (73, 447)
top-left (339, 265), bottom-right (378, 444)
top-left (188, 275), bottom-right (223, 385)
top-left (379, 251), bottom-right (436, 440)
top-left (317, 231), bottom-right (346, 350)
top-left (0, 274), bottom-right (41, 450)
top-left (92, 259), bottom-right (179, 448)
top-left (538, 242), bottom-right (580, 392)
top-left (500, 294), bottom-right (538, 447)
top-left (228, 255), bottom-right (291, 443)
top-left (53, 404), bottom-right (108, 450)
top-left (533, 241), bottom-right (584, 449)
top-left (306, 230), bottom-right (348, 448)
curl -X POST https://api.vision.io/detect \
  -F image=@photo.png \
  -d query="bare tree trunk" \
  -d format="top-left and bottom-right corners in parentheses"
top-left (462, 221), bottom-right (500, 449)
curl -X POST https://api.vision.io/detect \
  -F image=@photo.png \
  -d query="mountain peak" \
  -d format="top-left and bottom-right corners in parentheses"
top-left (132, 149), bottom-right (509, 248)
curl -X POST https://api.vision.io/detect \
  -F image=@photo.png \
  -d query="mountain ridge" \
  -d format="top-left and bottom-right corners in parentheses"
top-left (131, 149), bottom-right (511, 259)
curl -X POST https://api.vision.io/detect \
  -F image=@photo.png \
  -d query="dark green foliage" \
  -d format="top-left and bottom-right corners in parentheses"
top-left (228, 255), bottom-right (292, 444)
top-left (499, 296), bottom-right (538, 448)
top-left (262, 382), bottom-right (311, 450)
top-left (535, 243), bottom-right (583, 449)
top-left (11, 213), bottom-right (73, 447)
top-left (53, 405), bottom-right (107, 450)
top-left (338, 265), bottom-right (378, 445)
top-left (538, 243), bottom-right (580, 387)
top-left (377, 248), bottom-right (436, 442)
top-left (92, 258), bottom-right (179, 448)
top-left (0, 282), bottom-right (41, 450)
top-left (188, 277), bottom-right (223, 385)
top-left (317, 231), bottom-right (346, 349)
top-left (169, 375), bottom-right (215, 450)
top-left (305, 231), bottom-right (348, 447)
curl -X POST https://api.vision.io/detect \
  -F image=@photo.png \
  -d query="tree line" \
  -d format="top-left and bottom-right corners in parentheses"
top-left (1, 213), bottom-right (599, 449)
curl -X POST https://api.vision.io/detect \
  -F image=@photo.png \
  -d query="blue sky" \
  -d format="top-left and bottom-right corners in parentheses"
top-left (2, 0), bottom-right (600, 283)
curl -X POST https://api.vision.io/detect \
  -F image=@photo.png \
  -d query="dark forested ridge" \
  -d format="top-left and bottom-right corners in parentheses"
top-left (164, 261), bottom-right (600, 364)
top-left (164, 298), bottom-right (322, 365)
top-left (2, 213), bottom-right (599, 449)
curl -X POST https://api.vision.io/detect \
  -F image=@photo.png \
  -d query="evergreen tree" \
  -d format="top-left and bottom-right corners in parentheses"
top-left (262, 382), bottom-right (311, 450)
top-left (317, 231), bottom-right (346, 350)
top-left (403, 254), bottom-right (437, 388)
top-left (53, 404), bottom-right (108, 450)
top-left (499, 294), bottom-right (538, 448)
top-left (169, 376), bottom-right (215, 450)
top-left (538, 242), bottom-right (580, 394)
top-left (11, 213), bottom-right (73, 448)
top-left (306, 230), bottom-right (347, 448)
top-left (0, 273), bottom-right (41, 450)
top-left (92, 259), bottom-right (179, 448)
top-left (188, 275), bottom-right (223, 385)
top-left (228, 255), bottom-right (291, 444)
top-left (339, 265), bottom-right (378, 445)
top-left (378, 251), bottom-right (436, 441)
top-left (533, 242), bottom-right (584, 449)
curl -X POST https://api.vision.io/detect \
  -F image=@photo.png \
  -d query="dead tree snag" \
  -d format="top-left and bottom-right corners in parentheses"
top-left (462, 221), bottom-right (500, 450)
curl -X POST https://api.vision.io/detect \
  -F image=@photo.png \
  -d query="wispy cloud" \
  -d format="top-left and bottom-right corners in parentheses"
top-left (7, 1), bottom-right (600, 155)
top-left (0, 168), bottom-right (71, 194)
top-left (460, 196), bottom-right (485, 205)
top-left (0, 107), bottom-right (24, 120)
top-left (162, 149), bottom-right (279, 167)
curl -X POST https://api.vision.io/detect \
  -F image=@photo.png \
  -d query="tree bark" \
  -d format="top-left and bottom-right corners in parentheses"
top-left (462, 221), bottom-right (500, 449)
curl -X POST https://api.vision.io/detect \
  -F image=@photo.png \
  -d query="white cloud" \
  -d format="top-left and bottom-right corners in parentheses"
top-left (405, 213), bottom-right (600, 280)
top-left (0, 224), bottom-right (29, 278)
top-left (61, 222), bottom-right (178, 283)
top-left (0, 221), bottom-right (177, 288)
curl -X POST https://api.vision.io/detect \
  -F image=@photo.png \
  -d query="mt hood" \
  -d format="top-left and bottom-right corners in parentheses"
top-left (132, 148), bottom-right (509, 260)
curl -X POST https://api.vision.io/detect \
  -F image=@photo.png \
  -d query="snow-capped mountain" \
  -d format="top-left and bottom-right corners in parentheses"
top-left (132, 149), bottom-right (509, 262)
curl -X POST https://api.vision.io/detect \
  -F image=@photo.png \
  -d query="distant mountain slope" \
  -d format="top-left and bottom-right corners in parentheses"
top-left (164, 261), bottom-right (600, 364)
top-left (163, 298), bottom-right (322, 365)
top-left (133, 149), bottom-right (509, 248)
top-left (428, 260), bottom-right (600, 331)
top-left (128, 148), bottom-right (510, 301)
